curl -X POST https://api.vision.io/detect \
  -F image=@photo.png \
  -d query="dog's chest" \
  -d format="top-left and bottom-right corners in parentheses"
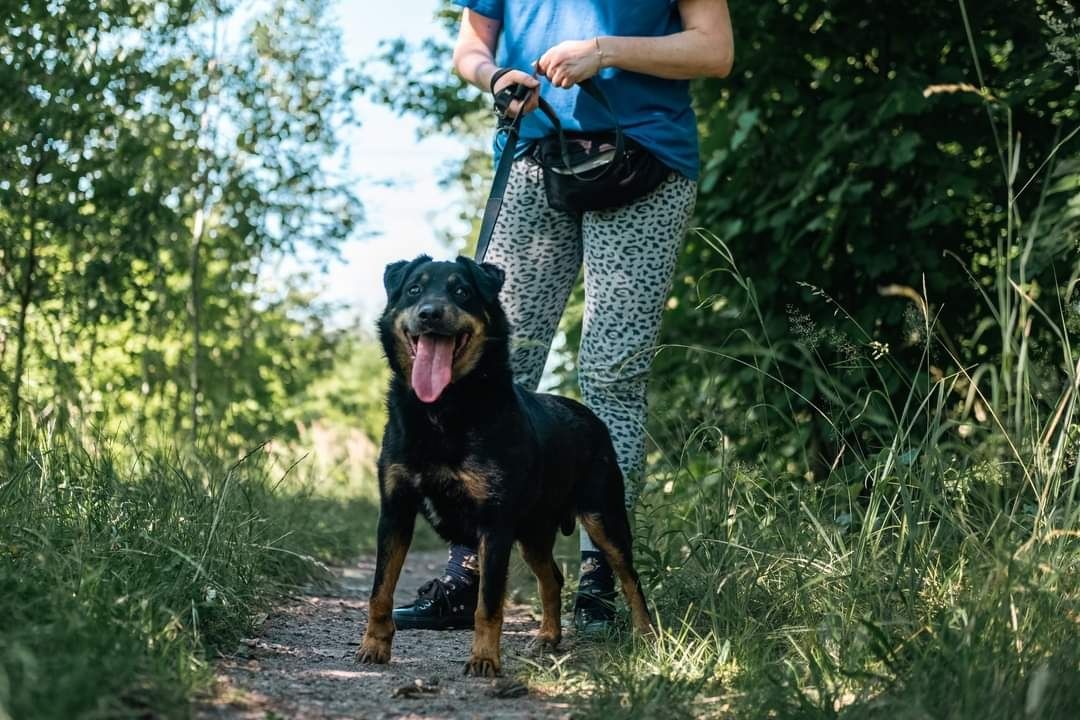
top-left (412, 463), bottom-right (493, 541)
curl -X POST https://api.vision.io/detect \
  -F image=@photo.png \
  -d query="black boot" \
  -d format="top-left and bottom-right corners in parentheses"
top-left (573, 551), bottom-right (616, 639)
top-left (392, 544), bottom-right (478, 630)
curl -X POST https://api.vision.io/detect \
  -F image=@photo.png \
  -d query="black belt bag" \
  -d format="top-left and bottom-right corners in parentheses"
top-left (531, 79), bottom-right (671, 213)
top-left (475, 76), bottom-right (672, 263)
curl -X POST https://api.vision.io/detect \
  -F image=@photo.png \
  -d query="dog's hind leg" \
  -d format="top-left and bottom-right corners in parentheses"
top-left (465, 527), bottom-right (514, 677)
top-left (520, 534), bottom-right (564, 653)
top-left (579, 505), bottom-right (654, 635)
top-left (357, 498), bottom-right (416, 664)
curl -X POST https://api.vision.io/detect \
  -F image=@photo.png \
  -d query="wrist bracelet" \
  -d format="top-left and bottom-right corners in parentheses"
top-left (594, 36), bottom-right (605, 69)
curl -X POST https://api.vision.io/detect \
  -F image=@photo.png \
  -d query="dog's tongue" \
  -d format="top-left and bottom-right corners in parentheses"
top-left (412, 334), bottom-right (455, 403)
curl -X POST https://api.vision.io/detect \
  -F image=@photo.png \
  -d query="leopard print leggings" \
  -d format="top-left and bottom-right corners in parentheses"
top-left (484, 159), bottom-right (697, 549)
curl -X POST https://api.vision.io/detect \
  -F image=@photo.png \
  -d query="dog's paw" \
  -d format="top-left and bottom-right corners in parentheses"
top-left (526, 632), bottom-right (561, 655)
top-left (463, 655), bottom-right (501, 677)
top-left (355, 637), bottom-right (391, 664)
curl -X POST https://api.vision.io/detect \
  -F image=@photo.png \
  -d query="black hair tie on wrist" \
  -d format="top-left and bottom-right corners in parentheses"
top-left (489, 67), bottom-right (512, 94)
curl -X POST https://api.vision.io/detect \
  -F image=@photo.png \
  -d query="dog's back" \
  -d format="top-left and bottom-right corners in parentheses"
top-left (514, 387), bottom-right (627, 536)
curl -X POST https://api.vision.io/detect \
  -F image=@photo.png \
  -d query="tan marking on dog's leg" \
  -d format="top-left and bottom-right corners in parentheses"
top-left (466, 604), bottom-right (504, 677)
top-left (580, 514), bottom-right (654, 635)
top-left (521, 545), bottom-right (562, 651)
top-left (465, 536), bottom-right (504, 677)
top-left (381, 463), bottom-right (408, 498)
top-left (356, 539), bottom-right (408, 663)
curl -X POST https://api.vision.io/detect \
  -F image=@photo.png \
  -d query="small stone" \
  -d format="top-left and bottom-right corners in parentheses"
top-left (487, 679), bottom-right (529, 699)
top-left (391, 678), bottom-right (440, 699)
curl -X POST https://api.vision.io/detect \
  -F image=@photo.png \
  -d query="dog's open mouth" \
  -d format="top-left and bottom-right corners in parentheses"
top-left (407, 332), bottom-right (471, 403)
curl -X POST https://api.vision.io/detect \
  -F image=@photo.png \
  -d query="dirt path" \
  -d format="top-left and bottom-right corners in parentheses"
top-left (198, 551), bottom-right (572, 720)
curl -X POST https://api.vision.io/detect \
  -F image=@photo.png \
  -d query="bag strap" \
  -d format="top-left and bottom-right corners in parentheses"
top-left (474, 77), bottom-right (623, 263)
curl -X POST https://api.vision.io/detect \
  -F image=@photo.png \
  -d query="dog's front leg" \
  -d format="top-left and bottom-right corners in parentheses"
top-left (357, 498), bottom-right (415, 664)
top-left (464, 527), bottom-right (513, 677)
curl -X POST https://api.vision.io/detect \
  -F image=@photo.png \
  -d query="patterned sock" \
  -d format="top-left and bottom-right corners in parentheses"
top-left (577, 550), bottom-right (615, 598)
top-left (443, 543), bottom-right (479, 587)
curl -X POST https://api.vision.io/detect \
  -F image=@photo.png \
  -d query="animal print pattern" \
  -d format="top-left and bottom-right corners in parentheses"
top-left (484, 159), bottom-right (697, 510)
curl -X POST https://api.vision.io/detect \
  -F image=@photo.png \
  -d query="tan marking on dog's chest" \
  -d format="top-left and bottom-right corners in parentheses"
top-left (430, 463), bottom-right (492, 502)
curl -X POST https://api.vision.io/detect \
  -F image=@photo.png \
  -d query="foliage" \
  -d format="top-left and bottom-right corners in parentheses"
top-left (653, 0), bottom-right (1080, 474)
top-left (0, 0), bottom-right (362, 453)
top-left (293, 333), bottom-right (391, 446)
top-left (1043, 0), bottom-right (1080, 89)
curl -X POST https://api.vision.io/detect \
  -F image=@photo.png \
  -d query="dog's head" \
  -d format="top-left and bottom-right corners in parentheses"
top-left (378, 255), bottom-right (507, 403)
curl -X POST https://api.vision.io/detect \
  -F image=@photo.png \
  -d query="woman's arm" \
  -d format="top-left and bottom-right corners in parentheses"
top-left (537, 0), bottom-right (734, 88)
top-left (452, 9), bottom-right (540, 116)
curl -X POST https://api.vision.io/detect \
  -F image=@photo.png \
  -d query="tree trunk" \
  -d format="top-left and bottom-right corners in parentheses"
top-left (187, 11), bottom-right (221, 440)
top-left (189, 221), bottom-right (202, 436)
top-left (4, 149), bottom-right (46, 455)
top-left (6, 233), bottom-right (36, 454)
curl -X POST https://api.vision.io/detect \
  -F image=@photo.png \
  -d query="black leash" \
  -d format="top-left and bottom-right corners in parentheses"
top-left (474, 81), bottom-right (531, 264)
top-left (473, 76), bottom-right (621, 263)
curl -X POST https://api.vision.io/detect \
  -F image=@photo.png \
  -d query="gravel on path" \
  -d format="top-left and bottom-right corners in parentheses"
top-left (197, 550), bottom-right (573, 720)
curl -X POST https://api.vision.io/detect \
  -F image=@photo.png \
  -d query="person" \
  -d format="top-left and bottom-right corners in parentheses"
top-left (393, 0), bottom-right (734, 636)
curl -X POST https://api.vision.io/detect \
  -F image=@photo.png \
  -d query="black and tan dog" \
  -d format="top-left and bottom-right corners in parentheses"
top-left (355, 254), bottom-right (653, 677)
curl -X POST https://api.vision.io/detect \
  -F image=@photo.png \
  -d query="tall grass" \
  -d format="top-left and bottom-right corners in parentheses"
top-left (524, 238), bottom-right (1079, 717)
top-left (0, 426), bottom-right (378, 719)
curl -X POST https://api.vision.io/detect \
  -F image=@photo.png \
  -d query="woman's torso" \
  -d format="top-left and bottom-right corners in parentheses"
top-left (478, 0), bottom-right (701, 180)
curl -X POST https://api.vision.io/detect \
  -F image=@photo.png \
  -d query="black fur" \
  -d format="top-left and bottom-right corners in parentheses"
top-left (359, 255), bottom-right (651, 676)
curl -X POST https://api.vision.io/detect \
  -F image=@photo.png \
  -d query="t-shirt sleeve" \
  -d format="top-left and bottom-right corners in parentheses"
top-left (452, 0), bottom-right (504, 21)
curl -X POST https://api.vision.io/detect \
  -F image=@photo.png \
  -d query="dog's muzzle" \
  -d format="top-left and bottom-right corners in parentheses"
top-left (402, 306), bottom-right (473, 404)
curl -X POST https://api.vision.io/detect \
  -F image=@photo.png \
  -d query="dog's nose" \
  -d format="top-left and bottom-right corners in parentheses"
top-left (418, 303), bottom-right (443, 321)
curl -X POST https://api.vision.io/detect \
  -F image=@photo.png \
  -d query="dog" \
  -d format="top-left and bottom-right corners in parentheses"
top-left (355, 254), bottom-right (653, 677)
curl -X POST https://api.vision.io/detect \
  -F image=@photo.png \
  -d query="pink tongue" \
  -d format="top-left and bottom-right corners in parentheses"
top-left (412, 334), bottom-right (455, 403)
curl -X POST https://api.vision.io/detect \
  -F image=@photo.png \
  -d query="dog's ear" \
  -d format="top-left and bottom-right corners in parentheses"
top-left (456, 256), bottom-right (505, 303)
top-left (383, 255), bottom-right (431, 302)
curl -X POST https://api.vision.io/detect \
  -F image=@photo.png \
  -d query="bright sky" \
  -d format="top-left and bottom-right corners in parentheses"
top-left (302, 0), bottom-right (471, 330)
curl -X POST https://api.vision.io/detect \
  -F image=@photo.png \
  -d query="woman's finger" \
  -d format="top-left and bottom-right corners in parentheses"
top-left (493, 69), bottom-right (540, 97)
top-left (535, 52), bottom-right (552, 77)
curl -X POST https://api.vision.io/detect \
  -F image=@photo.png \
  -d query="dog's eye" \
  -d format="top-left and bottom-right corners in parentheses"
top-left (454, 287), bottom-right (470, 300)
top-left (407, 284), bottom-right (422, 297)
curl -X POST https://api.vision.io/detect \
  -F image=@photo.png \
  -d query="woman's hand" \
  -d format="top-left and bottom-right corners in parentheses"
top-left (492, 69), bottom-right (540, 118)
top-left (537, 39), bottom-right (602, 89)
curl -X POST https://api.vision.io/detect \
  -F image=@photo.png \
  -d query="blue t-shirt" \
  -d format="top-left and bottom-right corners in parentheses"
top-left (453, 0), bottom-right (699, 180)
